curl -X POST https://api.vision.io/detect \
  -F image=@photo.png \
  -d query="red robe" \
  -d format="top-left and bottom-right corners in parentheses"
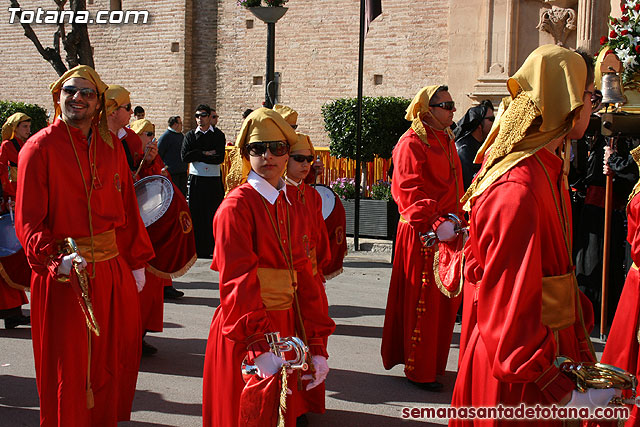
top-left (381, 125), bottom-right (464, 383)
top-left (202, 182), bottom-right (335, 427)
top-left (0, 137), bottom-right (29, 313)
top-left (287, 181), bottom-right (332, 413)
top-left (450, 149), bottom-right (595, 426)
top-left (16, 118), bottom-right (155, 427)
top-left (600, 193), bottom-right (640, 426)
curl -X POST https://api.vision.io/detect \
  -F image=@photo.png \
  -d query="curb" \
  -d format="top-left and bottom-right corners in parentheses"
top-left (346, 237), bottom-right (393, 253)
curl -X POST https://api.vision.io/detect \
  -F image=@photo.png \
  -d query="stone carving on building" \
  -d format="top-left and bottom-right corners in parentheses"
top-left (537, 6), bottom-right (577, 46)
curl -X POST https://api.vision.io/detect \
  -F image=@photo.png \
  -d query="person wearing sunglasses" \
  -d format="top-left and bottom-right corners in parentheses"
top-left (381, 85), bottom-right (465, 393)
top-left (181, 104), bottom-right (226, 259)
top-left (203, 108), bottom-right (334, 427)
top-left (15, 65), bottom-right (155, 426)
top-left (105, 85), bottom-right (146, 175)
top-left (454, 99), bottom-right (495, 190)
top-left (450, 46), bottom-right (619, 422)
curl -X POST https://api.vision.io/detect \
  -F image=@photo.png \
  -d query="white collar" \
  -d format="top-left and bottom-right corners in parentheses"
top-left (168, 127), bottom-right (181, 134)
top-left (285, 176), bottom-right (302, 187)
top-left (117, 128), bottom-right (127, 139)
top-left (196, 125), bottom-right (214, 134)
top-left (247, 170), bottom-right (291, 205)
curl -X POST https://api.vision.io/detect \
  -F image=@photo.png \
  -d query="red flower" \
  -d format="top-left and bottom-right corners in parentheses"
top-left (636, 45), bottom-right (640, 54)
top-left (622, 15), bottom-right (630, 22)
top-left (611, 18), bottom-right (618, 25)
top-left (601, 36), bottom-right (608, 45)
top-left (621, 29), bottom-right (629, 35)
top-left (622, 4), bottom-right (627, 12)
top-left (610, 30), bottom-right (618, 38)
top-left (636, 4), bottom-right (640, 11)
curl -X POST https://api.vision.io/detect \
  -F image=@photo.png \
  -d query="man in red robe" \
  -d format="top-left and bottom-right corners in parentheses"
top-left (381, 85), bottom-right (464, 392)
top-left (450, 45), bottom-right (616, 426)
top-left (202, 108), bottom-right (335, 427)
top-left (15, 65), bottom-right (155, 427)
top-left (0, 112), bottom-right (32, 328)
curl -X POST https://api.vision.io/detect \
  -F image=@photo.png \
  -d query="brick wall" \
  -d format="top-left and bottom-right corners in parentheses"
top-left (0, 0), bottom-right (449, 146)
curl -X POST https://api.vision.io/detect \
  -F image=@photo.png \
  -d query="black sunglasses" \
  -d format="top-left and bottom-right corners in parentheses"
top-left (247, 141), bottom-right (289, 157)
top-left (61, 85), bottom-right (97, 100)
top-left (195, 112), bottom-right (210, 118)
top-left (484, 116), bottom-right (495, 122)
top-left (144, 131), bottom-right (154, 137)
top-left (290, 154), bottom-right (314, 163)
top-left (119, 103), bottom-right (132, 112)
top-left (429, 101), bottom-right (455, 111)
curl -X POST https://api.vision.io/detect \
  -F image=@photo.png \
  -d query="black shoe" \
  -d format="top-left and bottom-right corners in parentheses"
top-left (141, 339), bottom-right (158, 356)
top-left (408, 379), bottom-right (443, 392)
top-left (296, 414), bottom-right (309, 427)
top-left (164, 286), bottom-right (184, 299)
top-left (5, 314), bottom-right (30, 329)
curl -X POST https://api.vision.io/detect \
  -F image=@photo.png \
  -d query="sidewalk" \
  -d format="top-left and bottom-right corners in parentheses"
top-left (346, 236), bottom-right (393, 254)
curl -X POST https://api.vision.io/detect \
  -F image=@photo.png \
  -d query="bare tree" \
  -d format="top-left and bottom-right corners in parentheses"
top-left (10, 0), bottom-right (94, 76)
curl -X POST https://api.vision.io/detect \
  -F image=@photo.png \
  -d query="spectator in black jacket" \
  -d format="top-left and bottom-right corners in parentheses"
top-left (454, 100), bottom-right (494, 189)
top-left (158, 116), bottom-right (188, 196)
top-left (181, 104), bottom-right (226, 258)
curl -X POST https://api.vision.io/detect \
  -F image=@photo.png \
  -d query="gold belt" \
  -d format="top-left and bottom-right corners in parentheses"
top-left (541, 272), bottom-right (576, 331)
top-left (59, 229), bottom-right (119, 262)
top-left (256, 267), bottom-right (298, 311)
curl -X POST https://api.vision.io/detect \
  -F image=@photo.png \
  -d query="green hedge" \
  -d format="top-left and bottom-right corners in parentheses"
top-left (0, 100), bottom-right (49, 137)
top-left (321, 96), bottom-right (410, 162)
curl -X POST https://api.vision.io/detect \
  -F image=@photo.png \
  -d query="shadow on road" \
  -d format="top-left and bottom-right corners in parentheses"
top-left (326, 368), bottom-right (455, 406)
top-left (307, 408), bottom-right (431, 426)
top-left (333, 324), bottom-right (382, 339)
top-left (172, 280), bottom-right (219, 291)
top-left (129, 388), bottom-right (201, 418)
top-left (0, 327), bottom-right (32, 340)
top-left (138, 337), bottom-right (206, 378)
top-left (166, 296), bottom-right (220, 308)
top-left (329, 305), bottom-right (385, 319)
top-left (343, 260), bottom-right (392, 269)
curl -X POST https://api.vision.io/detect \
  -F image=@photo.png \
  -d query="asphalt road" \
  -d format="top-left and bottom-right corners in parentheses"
top-left (0, 250), bottom-right (606, 426)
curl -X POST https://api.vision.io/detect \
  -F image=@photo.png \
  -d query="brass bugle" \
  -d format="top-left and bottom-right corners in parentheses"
top-left (241, 332), bottom-right (308, 379)
top-left (420, 213), bottom-right (468, 247)
top-left (62, 238), bottom-right (100, 336)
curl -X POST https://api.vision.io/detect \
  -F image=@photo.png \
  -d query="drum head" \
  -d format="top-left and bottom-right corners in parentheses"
top-left (313, 185), bottom-right (336, 220)
top-left (134, 175), bottom-right (174, 227)
top-left (0, 214), bottom-right (22, 257)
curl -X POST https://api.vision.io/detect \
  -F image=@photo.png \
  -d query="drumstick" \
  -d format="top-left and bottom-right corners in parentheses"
top-left (133, 143), bottom-right (153, 180)
top-left (8, 197), bottom-right (13, 223)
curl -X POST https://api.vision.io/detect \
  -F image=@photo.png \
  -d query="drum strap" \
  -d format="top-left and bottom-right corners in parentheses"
top-left (8, 139), bottom-right (21, 166)
top-left (120, 138), bottom-right (135, 171)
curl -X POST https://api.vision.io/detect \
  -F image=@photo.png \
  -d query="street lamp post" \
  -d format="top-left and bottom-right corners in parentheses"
top-left (248, 7), bottom-right (288, 108)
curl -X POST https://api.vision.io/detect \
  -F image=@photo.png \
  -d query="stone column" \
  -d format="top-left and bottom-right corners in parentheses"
top-left (577, 0), bottom-right (610, 54)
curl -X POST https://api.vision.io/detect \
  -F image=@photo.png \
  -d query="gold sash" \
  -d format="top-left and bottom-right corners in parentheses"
top-left (62, 229), bottom-right (119, 262)
top-left (541, 272), bottom-right (576, 330)
top-left (257, 267), bottom-right (298, 311)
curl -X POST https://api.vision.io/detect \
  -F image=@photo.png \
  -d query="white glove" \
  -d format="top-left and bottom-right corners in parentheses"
top-left (435, 220), bottom-right (456, 242)
top-left (132, 268), bottom-right (146, 293)
top-left (57, 253), bottom-right (87, 276)
top-left (566, 388), bottom-right (618, 409)
top-left (303, 355), bottom-right (329, 391)
top-left (254, 352), bottom-right (285, 379)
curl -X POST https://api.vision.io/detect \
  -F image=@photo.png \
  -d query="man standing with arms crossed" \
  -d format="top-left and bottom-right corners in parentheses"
top-left (15, 65), bottom-right (154, 426)
top-left (181, 104), bottom-right (225, 259)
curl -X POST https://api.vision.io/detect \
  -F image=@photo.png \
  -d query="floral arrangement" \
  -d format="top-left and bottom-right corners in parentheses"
top-left (331, 178), bottom-right (358, 200)
top-left (369, 179), bottom-right (392, 201)
top-left (237, 0), bottom-right (288, 6)
top-left (603, 0), bottom-right (640, 84)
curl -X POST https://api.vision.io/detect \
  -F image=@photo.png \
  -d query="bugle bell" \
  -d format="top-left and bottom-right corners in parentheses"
top-left (241, 332), bottom-right (309, 381)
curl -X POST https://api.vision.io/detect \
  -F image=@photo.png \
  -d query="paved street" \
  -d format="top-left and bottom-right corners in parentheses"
top-left (0, 249), bottom-right (606, 426)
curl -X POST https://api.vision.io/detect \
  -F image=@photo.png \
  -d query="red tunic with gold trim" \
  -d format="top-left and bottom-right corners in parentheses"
top-left (450, 149), bottom-right (595, 426)
top-left (286, 181), bottom-right (332, 413)
top-left (15, 118), bottom-right (155, 427)
top-left (202, 182), bottom-right (335, 427)
top-left (600, 193), bottom-right (640, 426)
top-left (381, 125), bottom-right (463, 383)
top-left (0, 137), bottom-right (29, 312)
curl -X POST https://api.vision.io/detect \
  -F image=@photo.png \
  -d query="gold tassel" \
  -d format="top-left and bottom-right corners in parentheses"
top-left (278, 365), bottom-right (287, 427)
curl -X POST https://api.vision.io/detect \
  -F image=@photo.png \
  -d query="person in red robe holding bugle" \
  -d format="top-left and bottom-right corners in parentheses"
top-left (600, 145), bottom-right (640, 426)
top-left (285, 132), bottom-right (332, 418)
top-left (0, 112), bottom-right (32, 329)
top-left (202, 108), bottom-right (335, 427)
top-left (450, 45), bottom-right (618, 426)
top-left (15, 65), bottom-right (155, 427)
top-left (381, 84), bottom-right (465, 392)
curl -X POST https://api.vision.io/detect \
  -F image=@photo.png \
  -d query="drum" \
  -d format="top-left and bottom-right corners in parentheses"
top-left (134, 176), bottom-right (196, 278)
top-left (0, 214), bottom-right (30, 290)
top-left (312, 185), bottom-right (347, 280)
